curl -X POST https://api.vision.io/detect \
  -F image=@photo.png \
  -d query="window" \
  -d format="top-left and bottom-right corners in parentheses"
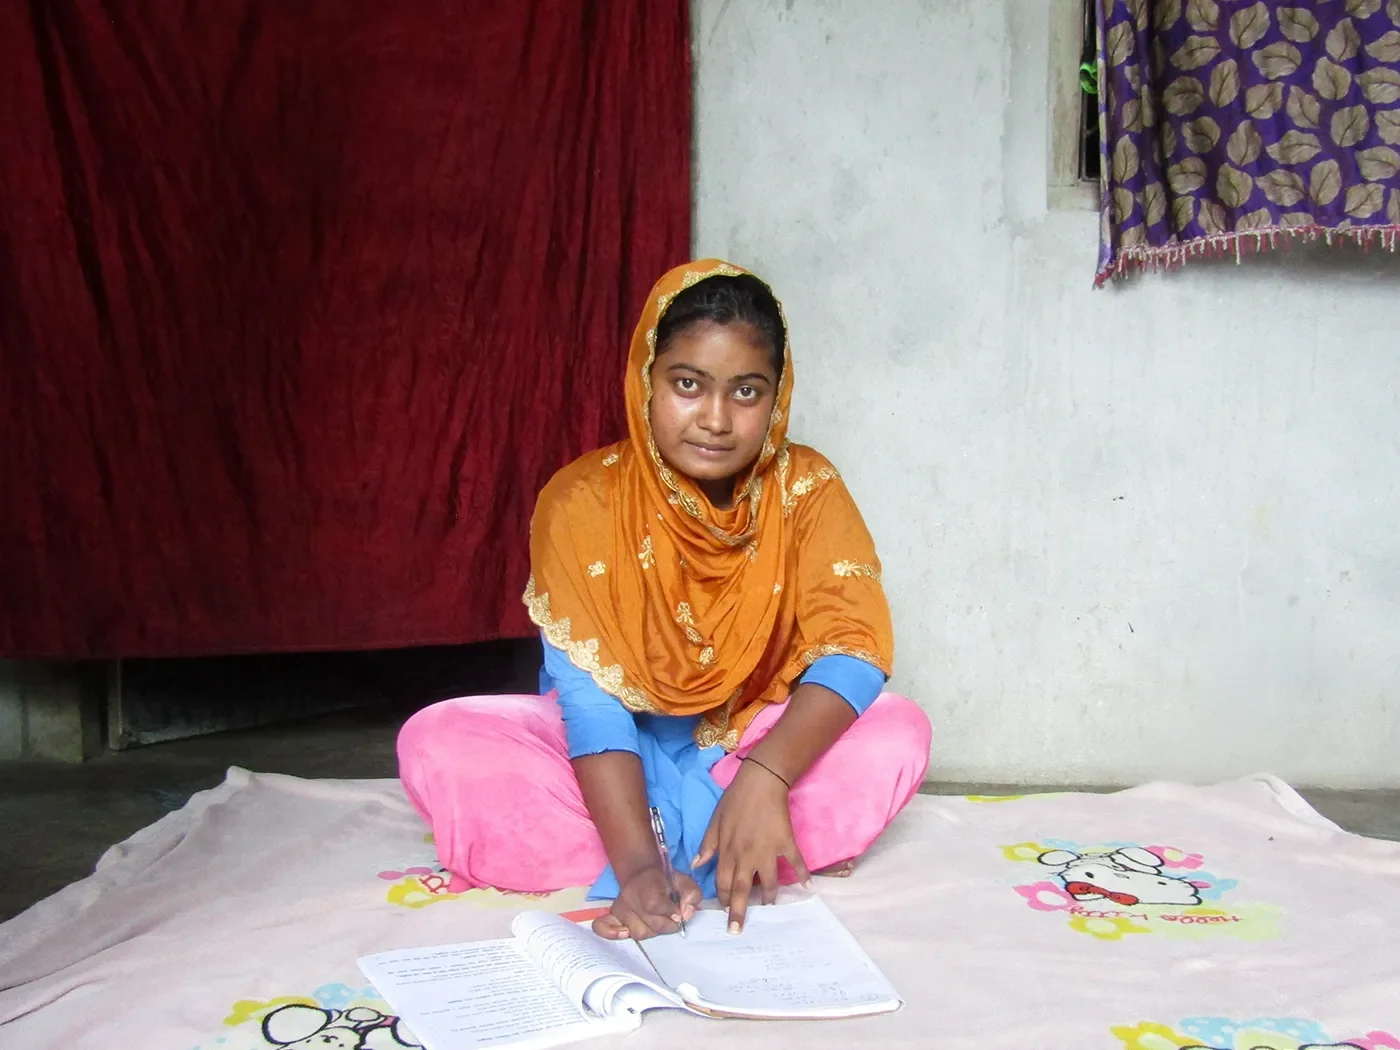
top-left (1077, 0), bottom-right (1100, 183)
top-left (1048, 0), bottom-right (1100, 209)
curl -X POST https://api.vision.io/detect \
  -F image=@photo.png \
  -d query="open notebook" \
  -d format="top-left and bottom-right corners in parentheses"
top-left (357, 896), bottom-right (902, 1050)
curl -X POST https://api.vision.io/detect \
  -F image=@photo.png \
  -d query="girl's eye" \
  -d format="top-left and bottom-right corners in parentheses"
top-left (676, 377), bottom-right (699, 393)
top-left (735, 386), bottom-right (759, 401)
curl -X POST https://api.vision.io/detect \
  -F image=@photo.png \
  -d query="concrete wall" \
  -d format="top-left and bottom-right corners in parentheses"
top-left (692, 0), bottom-right (1400, 787)
top-left (0, 660), bottom-right (104, 761)
top-left (0, 663), bottom-right (23, 760)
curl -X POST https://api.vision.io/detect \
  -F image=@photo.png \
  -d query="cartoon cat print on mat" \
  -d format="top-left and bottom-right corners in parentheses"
top-left (260, 1003), bottom-right (421, 1050)
top-left (1004, 838), bottom-right (1282, 940)
top-left (1038, 846), bottom-right (1202, 907)
top-left (192, 989), bottom-right (424, 1050)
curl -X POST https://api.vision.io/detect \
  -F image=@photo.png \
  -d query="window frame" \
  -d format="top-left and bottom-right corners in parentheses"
top-left (1048, 0), bottom-right (1100, 211)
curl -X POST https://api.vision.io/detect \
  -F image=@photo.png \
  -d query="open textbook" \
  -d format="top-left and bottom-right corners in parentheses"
top-left (357, 896), bottom-right (902, 1050)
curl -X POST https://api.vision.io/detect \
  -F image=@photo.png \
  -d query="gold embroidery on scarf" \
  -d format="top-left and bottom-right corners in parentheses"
top-left (698, 646), bottom-right (715, 668)
top-left (832, 560), bottom-right (880, 581)
top-left (694, 716), bottom-right (725, 750)
top-left (602, 452), bottom-right (619, 466)
top-left (773, 582), bottom-right (783, 594)
top-left (740, 472), bottom-right (763, 519)
top-left (522, 577), bottom-right (658, 713)
top-left (587, 561), bottom-right (606, 577)
top-left (745, 541), bottom-right (758, 561)
top-left (675, 602), bottom-right (704, 645)
top-left (638, 536), bottom-right (654, 570)
top-left (800, 644), bottom-right (883, 668)
top-left (693, 688), bottom-right (743, 749)
top-left (783, 465), bottom-right (840, 516)
top-left (691, 708), bottom-right (728, 750)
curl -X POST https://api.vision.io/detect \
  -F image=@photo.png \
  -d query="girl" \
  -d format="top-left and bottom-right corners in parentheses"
top-left (398, 260), bottom-right (931, 939)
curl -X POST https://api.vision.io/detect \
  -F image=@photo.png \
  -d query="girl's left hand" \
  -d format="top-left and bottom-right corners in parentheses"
top-left (692, 759), bottom-right (811, 933)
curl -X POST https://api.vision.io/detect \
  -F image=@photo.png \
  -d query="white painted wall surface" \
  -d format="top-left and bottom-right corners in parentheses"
top-left (692, 0), bottom-right (1400, 788)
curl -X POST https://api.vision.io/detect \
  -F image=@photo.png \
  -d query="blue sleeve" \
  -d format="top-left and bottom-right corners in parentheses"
top-left (541, 636), bottom-right (641, 759)
top-left (800, 654), bottom-right (886, 716)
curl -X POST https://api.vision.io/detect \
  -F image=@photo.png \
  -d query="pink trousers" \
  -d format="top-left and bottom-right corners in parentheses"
top-left (397, 692), bottom-right (932, 893)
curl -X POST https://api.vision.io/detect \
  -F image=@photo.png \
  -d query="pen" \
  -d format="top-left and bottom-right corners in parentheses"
top-left (648, 806), bottom-right (687, 937)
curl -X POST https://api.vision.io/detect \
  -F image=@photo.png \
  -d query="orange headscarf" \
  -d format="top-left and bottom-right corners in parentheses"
top-left (524, 260), bottom-right (893, 750)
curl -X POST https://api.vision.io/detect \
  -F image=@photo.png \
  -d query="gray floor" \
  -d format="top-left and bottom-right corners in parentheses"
top-left (1, 699), bottom-right (1397, 923)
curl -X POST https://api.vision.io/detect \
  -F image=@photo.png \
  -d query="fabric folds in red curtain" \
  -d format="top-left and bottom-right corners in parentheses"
top-left (0, 1), bottom-right (691, 658)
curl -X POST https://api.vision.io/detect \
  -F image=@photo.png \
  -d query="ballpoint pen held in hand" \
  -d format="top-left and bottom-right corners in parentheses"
top-left (648, 806), bottom-right (687, 937)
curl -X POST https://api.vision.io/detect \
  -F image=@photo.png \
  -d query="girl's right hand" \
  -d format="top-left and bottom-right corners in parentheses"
top-left (593, 866), bottom-right (701, 941)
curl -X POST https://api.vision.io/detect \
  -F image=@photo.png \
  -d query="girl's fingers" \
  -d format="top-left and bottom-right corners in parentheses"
top-left (713, 834), bottom-right (739, 908)
top-left (727, 862), bottom-right (753, 934)
top-left (784, 839), bottom-right (814, 890)
top-left (639, 881), bottom-right (681, 923)
top-left (758, 858), bottom-right (780, 906)
top-left (593, 913), bottom-right (630, 940)
top-left (615, 899), bottom-right (665, 940)
top-left (678, 877), bottom-right (704, 915)
top-left (693, 821), bottom-right (720, 868)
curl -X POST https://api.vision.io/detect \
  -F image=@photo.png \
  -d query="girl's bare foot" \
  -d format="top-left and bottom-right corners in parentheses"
top-left (812, 859), bottom-right (857, 878)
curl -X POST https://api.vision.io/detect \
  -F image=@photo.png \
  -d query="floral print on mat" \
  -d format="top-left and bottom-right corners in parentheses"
top-left (1112, 1015), bottom-right (1399, 1049)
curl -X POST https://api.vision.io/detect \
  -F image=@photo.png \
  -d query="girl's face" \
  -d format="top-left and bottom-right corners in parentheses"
top-left (648, 320), bottom-right (779, 508)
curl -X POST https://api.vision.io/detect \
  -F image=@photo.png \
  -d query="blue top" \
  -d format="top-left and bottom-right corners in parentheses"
top-left (539, 635), bottom-right (886, 899)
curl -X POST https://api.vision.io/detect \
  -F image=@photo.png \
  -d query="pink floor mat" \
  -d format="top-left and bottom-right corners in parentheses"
top-left (1, 768), bottom-right (1397, 1050)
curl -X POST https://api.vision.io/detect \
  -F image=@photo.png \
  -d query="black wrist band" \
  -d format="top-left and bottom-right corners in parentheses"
top-left (743, 755), bottom-right (792, 790)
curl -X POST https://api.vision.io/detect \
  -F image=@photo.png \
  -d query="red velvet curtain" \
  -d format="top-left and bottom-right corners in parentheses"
top-left (0, 2), bottom-right (690, 658)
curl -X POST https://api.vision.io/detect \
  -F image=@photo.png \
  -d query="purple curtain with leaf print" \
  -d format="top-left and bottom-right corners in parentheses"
top-left (1094, 0), bottom-right (1400, 285)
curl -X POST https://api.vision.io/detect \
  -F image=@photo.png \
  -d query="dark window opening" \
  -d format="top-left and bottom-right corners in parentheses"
top-left (1078, 0), bottom-right (1101, 183)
